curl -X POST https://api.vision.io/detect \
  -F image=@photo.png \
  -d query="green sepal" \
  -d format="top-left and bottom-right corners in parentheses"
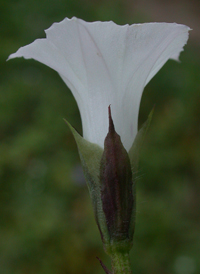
top-left (128, 109), bottom-right (154, 172)
top-left (127, 109), bottom-right (154, 239)
top-left (64, 119), bottom-right (110, 244)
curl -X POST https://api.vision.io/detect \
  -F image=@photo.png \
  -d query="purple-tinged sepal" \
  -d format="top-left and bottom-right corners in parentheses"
top-left (100, 107), bottom-right (134, 254)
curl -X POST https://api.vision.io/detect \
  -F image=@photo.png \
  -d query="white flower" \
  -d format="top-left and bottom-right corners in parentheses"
top-left (8, 17), bottom-right (190, 151)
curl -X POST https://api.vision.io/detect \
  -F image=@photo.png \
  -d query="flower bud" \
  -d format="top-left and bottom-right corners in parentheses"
top-left (66, 107), bottom-right (153, 254)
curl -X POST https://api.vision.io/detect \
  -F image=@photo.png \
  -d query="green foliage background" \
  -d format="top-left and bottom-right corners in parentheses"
top-left (1, 0), bottom-right (200, 273)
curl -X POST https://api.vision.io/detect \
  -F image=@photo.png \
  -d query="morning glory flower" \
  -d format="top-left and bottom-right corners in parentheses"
top-left (8, 17), bottom-right (189, 151)
top-left (8, 18), bottom-right (190, 273)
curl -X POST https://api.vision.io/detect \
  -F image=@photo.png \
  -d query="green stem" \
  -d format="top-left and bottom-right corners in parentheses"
top-left (111, 251), bottom-right (132, 274)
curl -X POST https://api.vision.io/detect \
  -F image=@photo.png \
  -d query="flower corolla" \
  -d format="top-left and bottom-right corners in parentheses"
top-left (8, 17), bottom-right (190, 151)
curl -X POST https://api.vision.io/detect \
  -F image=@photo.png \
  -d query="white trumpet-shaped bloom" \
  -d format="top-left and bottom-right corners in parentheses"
top-left (8, 17), bottom-right (190, 151)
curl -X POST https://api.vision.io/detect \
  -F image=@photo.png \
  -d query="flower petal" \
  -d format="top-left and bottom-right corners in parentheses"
top-left (8, 18), bottom-right (190, 151)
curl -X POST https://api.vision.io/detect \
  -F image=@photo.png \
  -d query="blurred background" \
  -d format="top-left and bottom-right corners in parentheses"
top-left (1, 0), bottom-right (200, 273)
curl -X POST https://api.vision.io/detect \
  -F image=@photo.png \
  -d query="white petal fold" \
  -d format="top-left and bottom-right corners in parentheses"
top-left (8, 17), bottom-right (190, 151)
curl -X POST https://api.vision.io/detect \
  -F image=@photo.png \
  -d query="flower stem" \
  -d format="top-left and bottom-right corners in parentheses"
top-left (111, 251), bottom-right (132, 274)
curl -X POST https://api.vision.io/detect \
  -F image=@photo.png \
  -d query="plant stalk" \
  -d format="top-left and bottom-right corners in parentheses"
top-left (111, 251), bottom-right (132, 274)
